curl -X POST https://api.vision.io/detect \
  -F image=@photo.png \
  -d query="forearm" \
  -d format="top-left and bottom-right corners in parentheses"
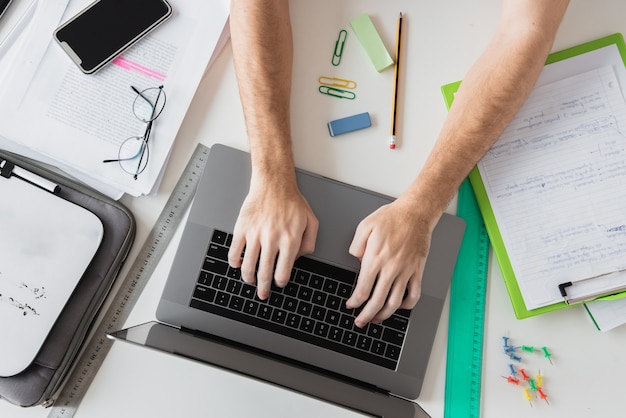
top-left (403, 0), bottom-right (569, 222)
top-left (230, 0), bottom-right (295, 184)
top-left (229, 1), bottom-right (318, 293)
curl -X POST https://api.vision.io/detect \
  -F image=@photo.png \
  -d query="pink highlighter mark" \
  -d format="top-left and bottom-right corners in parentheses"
top-left (113, 56), bottom-right (167, 82)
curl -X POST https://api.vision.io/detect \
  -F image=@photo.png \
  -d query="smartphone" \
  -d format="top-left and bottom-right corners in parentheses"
top-left (53, 0), bottom-right (172, 74)
top-left (0, 0), bottom-right (14, 21)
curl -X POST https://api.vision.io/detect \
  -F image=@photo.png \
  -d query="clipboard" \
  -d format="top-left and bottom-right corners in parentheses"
top-left (441, 33), bottom-right (626, 319)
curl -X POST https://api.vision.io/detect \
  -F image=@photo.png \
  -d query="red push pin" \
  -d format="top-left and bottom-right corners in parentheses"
top-left (501, 375), bottom-right (520, 385)
top-left (519, 368), bottom-right (530, 381)
top-left (537, 387), bottom-right (550, 405)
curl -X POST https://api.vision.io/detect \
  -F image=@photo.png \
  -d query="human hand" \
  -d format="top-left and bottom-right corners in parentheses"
top-left (347, 197), bottom-right (438, 328)
top-left (228, 177), bottom-right (319, 300)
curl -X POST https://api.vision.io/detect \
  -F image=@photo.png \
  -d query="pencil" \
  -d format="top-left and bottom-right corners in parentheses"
top-left (389, 12), bottom-right (403, 150)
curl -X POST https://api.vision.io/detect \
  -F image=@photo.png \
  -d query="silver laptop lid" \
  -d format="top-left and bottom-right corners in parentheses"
top-left (156, 144), bottom-right (465, 399)
top-left (109, 321), bottom-right (431, 418)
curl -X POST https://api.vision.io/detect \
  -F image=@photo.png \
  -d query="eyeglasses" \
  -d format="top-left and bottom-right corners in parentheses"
top-left (103, 85), bottom-right (166, 179)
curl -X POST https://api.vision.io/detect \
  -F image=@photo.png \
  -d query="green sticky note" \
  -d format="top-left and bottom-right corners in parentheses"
top-left (349, 13), bottom-right (394, 72)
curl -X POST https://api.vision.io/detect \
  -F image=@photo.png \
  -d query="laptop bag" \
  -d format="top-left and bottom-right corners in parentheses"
top-left (0, 149), bottom-right (136, 407)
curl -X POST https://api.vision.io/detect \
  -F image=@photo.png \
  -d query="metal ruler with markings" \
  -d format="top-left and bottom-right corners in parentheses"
top-left (46, 143), bottom-right (210, 418)
top-left (444, 178), bottom-right (490, 418)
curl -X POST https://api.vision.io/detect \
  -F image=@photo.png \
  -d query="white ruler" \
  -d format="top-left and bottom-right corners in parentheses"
top-left (46, 143), bottom-right (210, 418)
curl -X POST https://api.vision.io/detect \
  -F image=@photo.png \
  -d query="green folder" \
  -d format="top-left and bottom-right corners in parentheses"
top-left (441, 33), bottom-right (626, 319)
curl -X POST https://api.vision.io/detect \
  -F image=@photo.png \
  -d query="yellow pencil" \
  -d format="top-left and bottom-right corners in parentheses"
top-left (389, 12), bottom-right (403, 149)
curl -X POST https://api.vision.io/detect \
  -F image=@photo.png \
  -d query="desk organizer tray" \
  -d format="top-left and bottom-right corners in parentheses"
top-left (0, 150), bottom-right (135, 407)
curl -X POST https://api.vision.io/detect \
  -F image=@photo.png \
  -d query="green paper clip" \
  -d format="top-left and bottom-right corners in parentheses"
top-left (318, 85), bottom-right (356, 100)
top-left (332, 29), bottom-right (348, 66)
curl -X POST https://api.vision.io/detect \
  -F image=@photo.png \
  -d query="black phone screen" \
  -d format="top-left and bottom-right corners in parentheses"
top-left (0, 0), bottom-right (14, 20)
top-left (55, 0), bottom-right (171, 73)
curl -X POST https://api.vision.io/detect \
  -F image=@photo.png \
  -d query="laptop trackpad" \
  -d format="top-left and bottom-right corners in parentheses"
top-left (296, 172), bottom-right (393, 271)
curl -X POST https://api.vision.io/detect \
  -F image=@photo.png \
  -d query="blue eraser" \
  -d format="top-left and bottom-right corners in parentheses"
top-left (327, 112), bottom-right (372, 137)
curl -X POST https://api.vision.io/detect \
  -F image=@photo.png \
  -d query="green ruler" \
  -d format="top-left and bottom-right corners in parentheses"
top-left (444, 178), bottom-right (490, 418)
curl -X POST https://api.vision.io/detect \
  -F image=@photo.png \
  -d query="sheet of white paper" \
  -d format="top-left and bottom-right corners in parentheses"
top-left (0, 0), bottom-right (38, 60)
top-left (586, 297), bottom-right (626, 332)
top-left (0, 174), bottom-right (103, 377)
top-left (0, 0), bottom-right (230, 197)
top-left (478, 65), bottom-right (626, 310)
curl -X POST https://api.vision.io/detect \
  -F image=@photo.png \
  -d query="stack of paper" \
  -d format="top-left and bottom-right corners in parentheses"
top-left (585, 297), bottom-right (626, 332)
top-left (0, 0), bottom-right (230, 198)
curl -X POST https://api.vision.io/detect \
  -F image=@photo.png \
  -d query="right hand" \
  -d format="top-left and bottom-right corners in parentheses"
top-left (228, 175), bottom-right (319, 300)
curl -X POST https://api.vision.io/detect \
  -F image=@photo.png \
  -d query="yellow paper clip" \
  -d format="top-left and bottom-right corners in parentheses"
top-left (318, 85), bottom-right (356, 100)
top-left (318, 76), bottom-right (357, 90)
top-left (332, 29), bottom-right (348, 66)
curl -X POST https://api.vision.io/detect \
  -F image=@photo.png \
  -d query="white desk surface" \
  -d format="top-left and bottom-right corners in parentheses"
top-left (3, 1), bottom-right (626, 417)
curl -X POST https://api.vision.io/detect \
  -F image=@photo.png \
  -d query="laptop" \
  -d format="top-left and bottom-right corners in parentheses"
top-left (109, 143), bottom-right (466, 417)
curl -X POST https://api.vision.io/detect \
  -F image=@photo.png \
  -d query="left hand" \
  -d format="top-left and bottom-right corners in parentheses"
top-left (347, 196), bottom-right (438, 328)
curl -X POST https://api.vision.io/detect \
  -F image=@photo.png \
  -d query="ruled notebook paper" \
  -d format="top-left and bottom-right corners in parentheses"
top-left (478, 65), bottom-right (626, 310)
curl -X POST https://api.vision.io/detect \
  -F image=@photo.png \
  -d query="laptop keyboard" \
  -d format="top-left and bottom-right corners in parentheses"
top-left (189, 229), bottom-right (410, 370)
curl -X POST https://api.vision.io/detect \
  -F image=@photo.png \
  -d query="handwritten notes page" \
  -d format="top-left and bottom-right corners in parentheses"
top-left (478, 65), bottom-right (626, 310)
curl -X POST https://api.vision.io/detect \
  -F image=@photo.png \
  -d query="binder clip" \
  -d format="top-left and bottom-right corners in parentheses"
top-left (557, 270), bottom-right (626, 305)
top-left (0, 159), bottom-right (14, 178)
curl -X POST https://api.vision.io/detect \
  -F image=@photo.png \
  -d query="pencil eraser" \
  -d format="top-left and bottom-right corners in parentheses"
top-left (328, 112), bottom-right (372, 137)
top-left (349, 13), bottom-right (394, 72)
